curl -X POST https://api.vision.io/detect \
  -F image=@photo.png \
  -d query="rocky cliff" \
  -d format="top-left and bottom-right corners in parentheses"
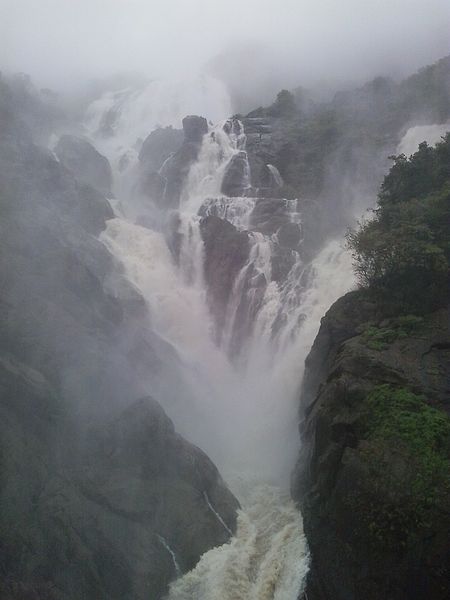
top-left (293, 291), bottom-right (449, 599)
top-left (290, 73), bottom-right (450, 600)
top-left (0, 73), bottom-right (239, 600)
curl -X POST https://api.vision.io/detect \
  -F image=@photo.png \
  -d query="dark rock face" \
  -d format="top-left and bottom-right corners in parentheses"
top-left (221, 151), bottom-right (250, 197)
top-left (200, 216), bottom-right (249, 342)
top-left (0, 366), bottom-right (238, 600)
top-left (277, 221), bottom-right (301, 248)
top-left (138, 126), bottom-right (184, 172)
top-left (161, 141), bottom-right (200, 208)
top-left (137, 127), bottom-right (184, 205)
top-left (55, 134), bottom-right (113, 196)
top-left (242, 116), bottom-right (278, 192)
top-left (292, 291), bottom-right (450, 600)
top-left (250, 198), bottom-right (296, 237)
top-left (261, 163), bottom-right (283, 191)
top-left (140, 115), bottom-right (208, 209)
top-left (0, 79), bottom-right (239, 600)
top-left (139, 169), bottom-right (166, 205)
top-left (182, 115), bottom-right (208, 143)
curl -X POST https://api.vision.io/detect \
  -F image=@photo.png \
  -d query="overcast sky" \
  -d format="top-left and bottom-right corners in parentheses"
top-left (2, 0), bottom-right (450, 92)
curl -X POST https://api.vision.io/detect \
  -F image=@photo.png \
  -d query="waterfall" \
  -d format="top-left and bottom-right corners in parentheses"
top-left (84, 75), bottom-right (232, 160)
top-left (203, 492), bottom-right (233, 537)
top-left (266, 163), bottom-right (284, 187)
top-left (397, 122), bottom-right (450, 155)
top-left (168, 484), bottom-right (309, 600)
top-left (94, 109), bottom-right (355, 598)
top-left (157, 535), bottom-right (182, 578)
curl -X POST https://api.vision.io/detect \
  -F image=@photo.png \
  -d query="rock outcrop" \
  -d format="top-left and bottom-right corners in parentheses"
top-left (292, 291), bottom-right (450, 600)
top-left (221, 151), bottom-right (250, 197)
top-left (0, 371), bottom-right (238, 600)
top-left (200, 215), bottom-right (249, 343)
top-left (139, 126), bottom-right (184, 172)
top-left (182, 115), bottom-right (208, 143)
top-left (139, 115), bottom-right (208, 208)
top-left (0, 77), bottom-right (239, 600)
top-left (55, 134), bottom-right (113, 196)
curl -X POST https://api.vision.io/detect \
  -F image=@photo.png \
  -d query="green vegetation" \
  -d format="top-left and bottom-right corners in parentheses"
top-left (267, 89), bottom-right (298, 118)
top-left (358, 385), bottom-right (450, 548)
top-left (362, 315), bottom-right (424, 350)
top-left (347, 134), bottom-right (450, 313)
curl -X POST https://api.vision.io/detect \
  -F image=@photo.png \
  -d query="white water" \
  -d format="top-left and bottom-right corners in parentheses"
top-left (204, 492), bottom-right (234, 537)
top-left (90, 100), bottom-right (355, 598)
top-left (157, 535), bottom-right (182, 578)
top-left (84, 75), bottom-right (232, 169)
top-left (397, 122), bottom-right (450, 155)
top-left (168, 483), bottom-right (309, 600)
top-left (266, 164), bottom-right (284, 188)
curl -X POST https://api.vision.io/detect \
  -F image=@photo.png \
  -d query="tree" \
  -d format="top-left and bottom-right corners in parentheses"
top-left (269, 90), bottom-right (297, 117)
top-left (347, 134), bottom-right (450, 312)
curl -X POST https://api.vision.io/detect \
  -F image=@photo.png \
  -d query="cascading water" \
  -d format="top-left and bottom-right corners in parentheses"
top-left (93, 104), bottom-right (355, 598)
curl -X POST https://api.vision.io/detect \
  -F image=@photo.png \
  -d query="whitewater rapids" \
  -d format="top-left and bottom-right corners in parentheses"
top-left (167, 483), bottom-right (309, 600)
top-left (88, 86), bottom-right (355, 598)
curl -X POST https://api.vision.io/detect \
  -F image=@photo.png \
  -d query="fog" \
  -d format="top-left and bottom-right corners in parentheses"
top-left (1, 1), bottom-right (450, 597)
top-left (2, 0), bottom-right (450, 104)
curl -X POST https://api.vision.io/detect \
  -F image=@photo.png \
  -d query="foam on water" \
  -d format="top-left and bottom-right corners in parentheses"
top-left (94, 106), bottom-right (356, 598)
top-left (168, 483), bottom-right (309, 600)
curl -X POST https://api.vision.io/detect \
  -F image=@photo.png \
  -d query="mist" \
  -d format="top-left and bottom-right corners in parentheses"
top-left (1, 2), bottom-right (450, 598)
top-left (2, 0), bottom-right (450, 104)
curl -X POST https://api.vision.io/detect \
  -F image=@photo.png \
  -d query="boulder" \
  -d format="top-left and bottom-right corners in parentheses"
top-left (221, 151), bottom-right (250, 197)
top-left (0, 362), bottom-right (239, 600)
top-left (138, 126), bottom-right (183, 172)
top-left (182, 115), bottom-right (208, 143)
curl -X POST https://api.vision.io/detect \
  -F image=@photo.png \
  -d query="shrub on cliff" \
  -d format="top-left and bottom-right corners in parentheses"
top-left (347, 134), bottom-right (450, 312)
top-left (268, 89), bottom-right (298, 118)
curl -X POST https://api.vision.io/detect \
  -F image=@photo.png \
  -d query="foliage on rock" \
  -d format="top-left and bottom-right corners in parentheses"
top-left (347, 134), bottom-right (450, 312)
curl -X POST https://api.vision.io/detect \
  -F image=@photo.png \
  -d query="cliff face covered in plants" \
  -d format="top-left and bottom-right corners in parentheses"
top-left (293, 136), bottom-right (450, 600)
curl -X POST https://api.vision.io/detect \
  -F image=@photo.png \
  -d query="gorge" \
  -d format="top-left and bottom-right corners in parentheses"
top-left (0, 46), bottom-right (449, 600)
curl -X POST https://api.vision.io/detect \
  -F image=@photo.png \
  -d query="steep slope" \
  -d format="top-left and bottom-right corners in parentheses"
top-left (293, 137), bottom-right (450, 600)
top-left (0, 73), bottom-right (238, 600)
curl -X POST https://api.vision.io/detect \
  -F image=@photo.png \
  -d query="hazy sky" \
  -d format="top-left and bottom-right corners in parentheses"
top-left (2, 0), bottom-right (450, 92)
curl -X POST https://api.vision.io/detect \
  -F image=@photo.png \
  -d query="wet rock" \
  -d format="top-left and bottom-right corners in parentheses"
top-left (0, 364), bottom-right (239, 600)
top-left (277, 221), bottom-right (302, 249)
top-left (138, 126), bottom-right (183, 172)
top-left (270, 246), bottom-right (298, 283)
top-left (161, 141), bottom-right (199, 208)
top-left (182, 115), bottom-right (208, 143)
top-left (55, 134), bottom-right (113, 196)
top-left (261, 163), bottom-right (283, 191)
top-left (156, 115), bottom-right (208, 209)
top-left (292, 291), bottom-right (450, 600)
top-left (200, 215), bottom-right (249, 342)
top-left (221, 151), bottom-right (250, 197)
top-left (139, 170), bottom-right (166, 205)
top-left (0, 78), bottom-right (239, 600)
top-left (249, 198), bottom-right (294, 236)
